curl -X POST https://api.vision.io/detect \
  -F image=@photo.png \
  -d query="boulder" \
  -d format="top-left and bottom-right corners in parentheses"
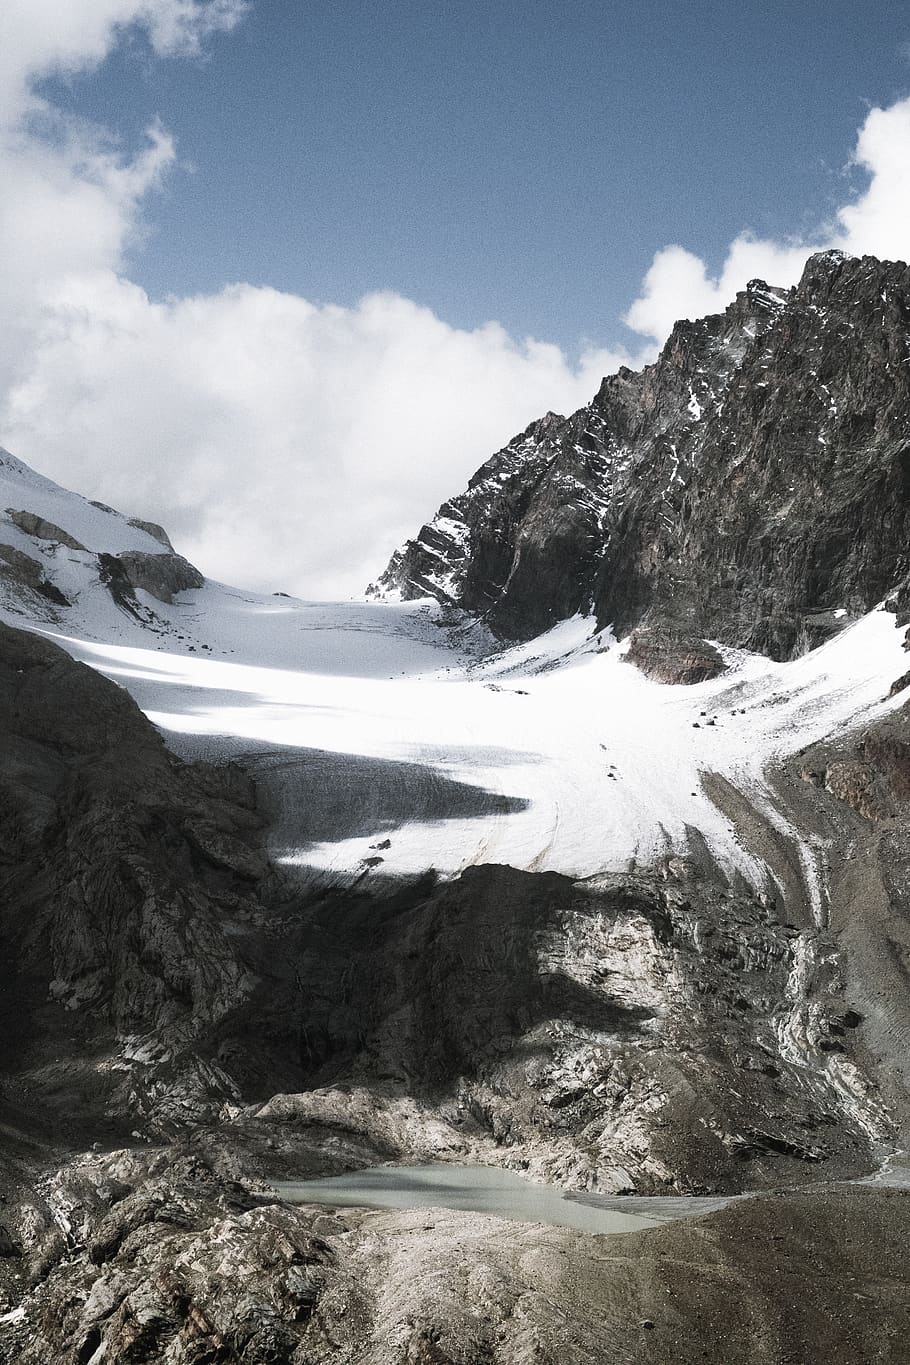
top-left (625, 628), bottom-right (726, 684)
top-left (116, 549), bottom-right (204, 603)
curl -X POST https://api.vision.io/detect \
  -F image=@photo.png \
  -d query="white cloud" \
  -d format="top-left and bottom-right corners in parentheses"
top-left (623, 238), bottom-right (811, 345)
top-left (836, 98), bottom-right (910, 257)
top-left (0, 1), bottom-right (246, 122)
top-left (0, 1), bottom-right (243, 394)
top-left (625, 96), bottom-right (910, 343)
top-left (2, 6), bottom-right (910, 596)
top-left (0, 0), bottom-right (641, 598)
top-left (2, 274), bottom-right (632, 596)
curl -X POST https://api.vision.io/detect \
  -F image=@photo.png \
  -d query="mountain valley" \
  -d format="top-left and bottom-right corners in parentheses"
top-left (3, 251), bottom-right (910, 1362)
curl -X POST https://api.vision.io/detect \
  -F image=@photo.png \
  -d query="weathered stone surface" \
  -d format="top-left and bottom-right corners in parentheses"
top-left (0, 544), bottom-right (69, 607)
top-left (116, 550), bottom-right (204, 603)
top-left (0, 622), bottom-right (287, 1142)
top-left (127, 517), bottom-right (175, 551)
top-left (256, 855), bottom-right (887, 1195)
top-left (625, 628), bottom-right (726, 684)
top-left (7, 1148), bottom-right (910, 1365)
top-left (4, 508), bottom-right (87, 551)
top-left (806, 705), bottom-right (910, 822)
top-left (377, 253), bottom-right (910, 660)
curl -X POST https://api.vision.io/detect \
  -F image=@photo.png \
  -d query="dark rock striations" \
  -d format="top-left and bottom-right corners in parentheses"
top-left (0, 622), bottom-right (295, 1145)
top-left (376, 252), bottom-right (910, 659)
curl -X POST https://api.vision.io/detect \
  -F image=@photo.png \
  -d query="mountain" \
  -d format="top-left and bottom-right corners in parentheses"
top-left (0, 447), bottom-right (204, 639)
top-left (6, 614), bottom-right (910, 1365)
top-left (374, 251), bottom-right (910, 662)
top-left (6, 255), bottom-right (910, 1362)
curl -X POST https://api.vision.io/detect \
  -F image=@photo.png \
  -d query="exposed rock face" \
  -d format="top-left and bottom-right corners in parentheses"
top-left (625, 628), bottom-right (726, 685)
top-left (127, 517), bottom-right (175, 550)
top-left (0, 544), bottom-right (69, 607)
top-left (368, 412), bottom-right (583, 634)
top-left (0, 622), bottom-right (294, 1142)
top-left (271, 860), bottom-right (884, 1194)
top-left (377, 253), bottom-right (910, 659)
top-left (5, 508), bottom-right (87, 551)
top-left (783, 698), bottom-right (910, 1134)
top-left (116, 549), bottom-right (205, 603)
top-left (0, 455), bottom-right (204, 629)
top-left (6, 1151), bottom-right (910, 1365)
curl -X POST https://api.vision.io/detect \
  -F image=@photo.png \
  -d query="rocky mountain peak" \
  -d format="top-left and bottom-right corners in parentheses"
top-left (374, 250), bottom-right (910, 658)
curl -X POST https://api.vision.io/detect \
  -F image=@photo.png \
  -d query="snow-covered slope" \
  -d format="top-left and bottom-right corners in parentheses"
top-left (3, 445), bottom-right (909, 901)
top-left (0, 448), bottom-right (171, 557)
top-left (46, 601), bottom-right (910, 901)
top-left (0, 446), bottom-right (203, 642)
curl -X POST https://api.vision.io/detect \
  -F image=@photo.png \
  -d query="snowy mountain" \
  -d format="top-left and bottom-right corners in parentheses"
top-left (2, 442), bottom-right (907, 893)
top-left (0, 446), bottom-right (204, 635)
top-left (7, 257), bottom-right (910, 1362)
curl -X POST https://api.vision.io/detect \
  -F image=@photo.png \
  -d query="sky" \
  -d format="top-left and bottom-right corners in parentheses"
top-left (1, 0), bottom-right (910, 597)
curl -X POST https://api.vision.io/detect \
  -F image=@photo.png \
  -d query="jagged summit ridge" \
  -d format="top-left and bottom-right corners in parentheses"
top-left (373, 251), bottom-right (910, 659)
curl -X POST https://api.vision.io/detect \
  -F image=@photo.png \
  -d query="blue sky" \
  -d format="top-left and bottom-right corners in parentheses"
top-left (3, 0), bottom-right (910, 596)
top-left (39, 0), bottom-right (910, 352)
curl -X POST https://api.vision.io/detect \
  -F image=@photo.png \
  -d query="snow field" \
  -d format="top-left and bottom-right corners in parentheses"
top-left (42, 593), bottom-right (909, 892)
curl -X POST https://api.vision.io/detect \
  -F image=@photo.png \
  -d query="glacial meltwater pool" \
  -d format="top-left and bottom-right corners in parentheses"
top-left (272, 1163), bottom-right (673, 1236)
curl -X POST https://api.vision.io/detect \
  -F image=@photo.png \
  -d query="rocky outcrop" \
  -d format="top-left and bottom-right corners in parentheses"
top-left (259, 856), bottom-right (886, 1195)
top-left (625, 628), bottom-right (726, 685)
top-left (771, 696), bottom-right (910, 1145)
top-left (93, 549), bottom-right (204, 617)
top-left (0, 457), bottom-right (203, 628)
top-left (127, 517), bottom-right (175, 551)
top-left (0, 622), bottom-right (294, 1141)
top-left (377, 253), bottom-right (910, 659)
top-left (4, 508), bottom-right (87, 551)
top-left (0, 544), bottom-right (69, 608)
top-left (798, 700), bottom-right (910, 824)
top-left (116, 549), bottom-right (204, 603)
top-left (368, 412), bottom-right (569, 618)
top-left (6, 1139), bottom-right (910, 1364)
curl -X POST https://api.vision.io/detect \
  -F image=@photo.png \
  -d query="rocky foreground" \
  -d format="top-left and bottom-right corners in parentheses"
top-left (7, 248), bottom-right (910, 1359)
top-left (2, 617), bottom-right (910, 1361)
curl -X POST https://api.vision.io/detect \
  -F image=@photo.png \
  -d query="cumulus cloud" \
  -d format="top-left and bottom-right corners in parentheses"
top-left (0, 1), bottom-right (242, 394)
top-left (2, 4), bottom-right (910, 596)
top-left (623, 238), bottom-right (811, 345)
top-left (2, 274), bottom-right (629, 596)
top-left (0, 1), bottom-right (246, 122)
top-left (625, 96), bottom-right (910, 343)
top-left (0, 0), bottom-right (639, 597)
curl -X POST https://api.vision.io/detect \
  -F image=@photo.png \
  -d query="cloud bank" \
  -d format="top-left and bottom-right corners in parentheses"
top-left (4, 277), bottom-right (624, 596)
top-left (1, 2), bottom-right (910, 596)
